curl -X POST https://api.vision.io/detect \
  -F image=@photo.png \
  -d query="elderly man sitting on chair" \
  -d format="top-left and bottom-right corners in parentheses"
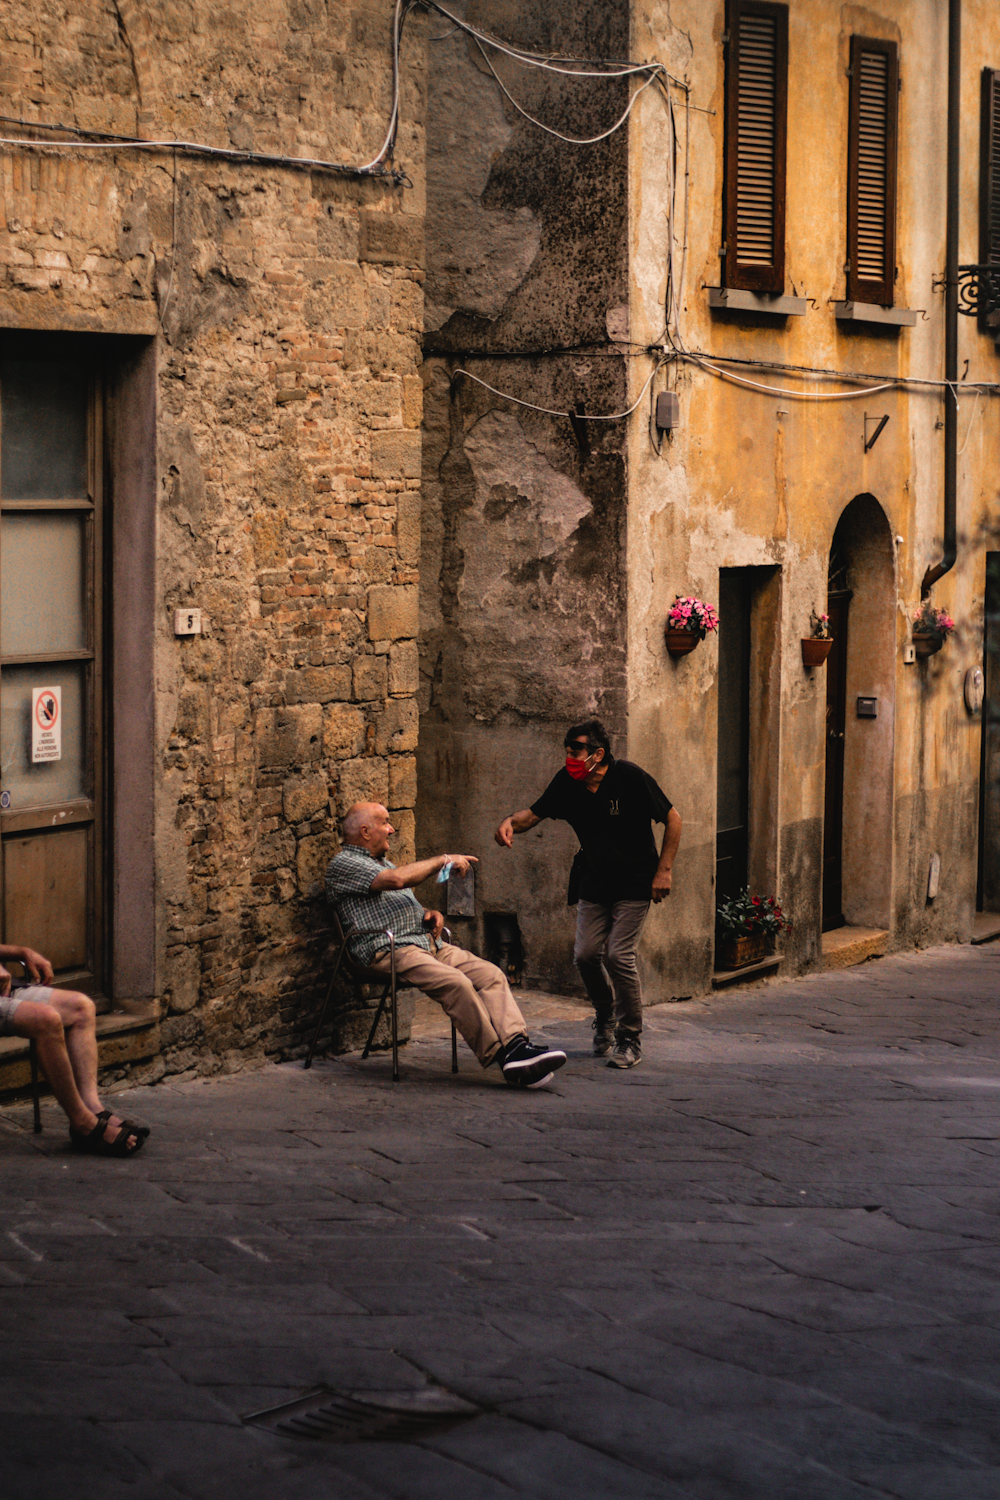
top-left (0, 942), bottom-right (148, 1155)
top-left (326, 803), bottom-right (566, 1089)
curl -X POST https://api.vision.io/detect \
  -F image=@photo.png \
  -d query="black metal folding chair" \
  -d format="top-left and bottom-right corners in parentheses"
top-left (28, 1038), bottom-right (42, 1133)
top-left (7, 958), bottom-right (44, 1132)
top-left (304, 910), bottom-right (458, 1083)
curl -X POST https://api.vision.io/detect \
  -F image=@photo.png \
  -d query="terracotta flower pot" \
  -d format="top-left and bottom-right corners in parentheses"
top-left (717, 932), bottom-right (771, 970)
top-left (665, 628), bottom-right (700, 657)
top-left (912, 629), bottom-right (943, 659)
top-left (801, 637), bottom-right (833, 667)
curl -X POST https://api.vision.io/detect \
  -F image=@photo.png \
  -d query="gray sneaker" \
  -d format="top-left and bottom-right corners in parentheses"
top-left (607, 1032), bottom-right (642, 1069)
top-left (592, 1019), bottom-right (615, 1057)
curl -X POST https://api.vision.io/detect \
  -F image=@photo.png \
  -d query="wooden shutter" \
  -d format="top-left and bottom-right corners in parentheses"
top-left (847, 37), bottom-right (898, 306)
top-left (723, 0), bottom-right (788, 294)
top-left (979, 69), bottom-right (1000, 330)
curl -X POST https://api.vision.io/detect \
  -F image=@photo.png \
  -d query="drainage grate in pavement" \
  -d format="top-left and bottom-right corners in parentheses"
top-left (244, 1386), bottom-right (481, 1444)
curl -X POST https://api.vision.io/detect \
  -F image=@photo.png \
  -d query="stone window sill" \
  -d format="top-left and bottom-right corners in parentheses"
top-left (707, 287), bottom-right (807, 316)
top-left (833, 301), bottom-right (918, 327)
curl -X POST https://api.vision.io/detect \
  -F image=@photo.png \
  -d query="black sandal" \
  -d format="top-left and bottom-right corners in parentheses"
top-left (69, 1110), bottom-right (145, 1157)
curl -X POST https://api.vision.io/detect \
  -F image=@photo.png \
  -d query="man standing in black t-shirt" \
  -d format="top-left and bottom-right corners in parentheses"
top-left (495, 719), bottom-right (682, 1069)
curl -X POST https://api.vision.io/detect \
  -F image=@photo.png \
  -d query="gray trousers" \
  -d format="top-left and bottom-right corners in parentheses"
top-left (573, 898), bottom-right (650, 1036)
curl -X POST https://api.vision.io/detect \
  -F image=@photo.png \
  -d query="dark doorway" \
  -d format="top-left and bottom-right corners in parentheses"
top-left (978, 552), bottom-right (1000, 911)
top-left (823, 587), bottom-right (852, 930)
top-left (716, 569), bottom-right (752, 906)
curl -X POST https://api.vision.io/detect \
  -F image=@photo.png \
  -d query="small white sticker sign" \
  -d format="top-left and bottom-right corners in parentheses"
top-left (32, 686), bottom-right (61, 763)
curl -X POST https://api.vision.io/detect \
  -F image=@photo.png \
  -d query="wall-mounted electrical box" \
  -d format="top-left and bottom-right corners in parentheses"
top-left (856, 696), bottom-right (877, 718)
top-left (655, 392), bottom-right (680, 432)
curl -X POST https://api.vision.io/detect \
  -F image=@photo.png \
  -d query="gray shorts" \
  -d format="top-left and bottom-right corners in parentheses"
top-left (0, 985), bottom-right (55, 1036)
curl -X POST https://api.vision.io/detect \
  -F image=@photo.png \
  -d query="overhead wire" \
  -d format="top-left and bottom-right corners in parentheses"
top-left (0, 0), bottom-right (415, 181)
top-left (4, 0), bottom-right (987, 423)
top-left (470, 39), bottom-right (665, 147)
top-left (450, 363), bottom-right (667, 422)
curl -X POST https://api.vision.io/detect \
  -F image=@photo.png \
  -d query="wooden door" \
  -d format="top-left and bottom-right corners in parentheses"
top-left (978, 553), bottom-right (1000, 911)
top-left (0, 347), bottom-right (105, 991)
top-left (822, 589), bottom-right (851, 930)
top-left (716, 569), bottom-right (752, 906)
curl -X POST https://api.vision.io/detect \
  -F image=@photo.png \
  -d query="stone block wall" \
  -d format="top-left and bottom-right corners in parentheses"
top-left (0, 0), bottom-right (428, 1080)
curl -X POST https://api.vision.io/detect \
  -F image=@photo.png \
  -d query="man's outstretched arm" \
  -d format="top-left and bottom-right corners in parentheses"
top-left (370, 852), bottom-right (478, 892)
top-left (494, 809), bottom-right (541, 847)
top-left (651, 809), bottom-right (682, 904)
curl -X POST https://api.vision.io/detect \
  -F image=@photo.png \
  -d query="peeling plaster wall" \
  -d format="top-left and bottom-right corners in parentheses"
top-left (421, 0), bottom-right (1000, 1010)
top-left (419, 0), bottom-right (631, 989)
top-left (0, 0), bottom-right (428, 1077)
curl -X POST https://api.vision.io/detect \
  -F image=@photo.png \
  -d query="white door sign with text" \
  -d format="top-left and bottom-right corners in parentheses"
top-left (32, 686), bottom-right (61, 763)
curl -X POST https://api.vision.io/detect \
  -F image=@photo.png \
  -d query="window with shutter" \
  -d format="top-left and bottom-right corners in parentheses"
top-left (978, 68), bottom-right (1000, 331)
top-left (723, 0), bottom-right (788, 295)
top-left (847, 37), bottom-right (898, 307)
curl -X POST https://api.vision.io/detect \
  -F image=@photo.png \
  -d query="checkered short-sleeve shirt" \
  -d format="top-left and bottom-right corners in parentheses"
top-left (325, 845), bottom-right (434, 968)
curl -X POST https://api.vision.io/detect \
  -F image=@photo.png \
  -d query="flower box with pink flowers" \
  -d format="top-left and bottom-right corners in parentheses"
top-left (665, 596), bottom-right (719, 656)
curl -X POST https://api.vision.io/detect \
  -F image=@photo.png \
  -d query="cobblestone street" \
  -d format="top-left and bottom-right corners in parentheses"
top-left (4, 943), bottom-right (1000, 1499)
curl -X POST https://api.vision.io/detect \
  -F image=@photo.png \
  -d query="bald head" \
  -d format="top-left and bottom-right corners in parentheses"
top-left (342, 802), bottom-right (393, 854)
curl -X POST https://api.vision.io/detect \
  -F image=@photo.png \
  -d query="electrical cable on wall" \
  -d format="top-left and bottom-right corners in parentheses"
top-left (450, 363), bottom-right (667, 422)
top-left (0, 0), bottom-right (689, 180)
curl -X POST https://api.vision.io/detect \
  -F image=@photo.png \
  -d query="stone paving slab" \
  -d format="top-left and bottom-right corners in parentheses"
top-left (4, 941), bottom-right (1000, 1497)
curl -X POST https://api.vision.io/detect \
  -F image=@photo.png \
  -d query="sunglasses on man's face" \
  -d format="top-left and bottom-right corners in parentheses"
top-left (565, 740), bottom-right (595, 754)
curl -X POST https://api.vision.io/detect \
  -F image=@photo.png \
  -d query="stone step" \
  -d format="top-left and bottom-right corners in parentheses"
top-left (971, 911), bottom-right (1000, 945)
top-left (711, 955), bottom-right (782, 989)
top-left (821, 926), bottom-right (889, 971)
top-left (0, 1004), bottom-right (160, 1099)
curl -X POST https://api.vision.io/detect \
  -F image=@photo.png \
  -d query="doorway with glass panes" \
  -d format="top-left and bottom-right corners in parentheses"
top-left (0, 343), bottom-right (106, 996)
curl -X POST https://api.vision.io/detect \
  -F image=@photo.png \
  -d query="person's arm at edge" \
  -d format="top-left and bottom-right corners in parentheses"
top-left (494, 808), bottom-right (542, 848)
top-left (369, 852), bottom-right (478, 892)
top-left (651, 808), bottom-right (682, 904)
top-left (0, 943), bottom-right (55, 988)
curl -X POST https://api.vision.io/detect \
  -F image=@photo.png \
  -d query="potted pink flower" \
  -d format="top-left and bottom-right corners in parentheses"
top-left (802, 610), bottom-right (833, 667)
top-left (911, 601), bottom-right (955, 658)
top-left (665, 596), bottom-right (719, 656)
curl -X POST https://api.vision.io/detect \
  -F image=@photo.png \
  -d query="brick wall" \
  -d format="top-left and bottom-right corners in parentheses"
top-left (0, 0), bottom-right (427, 1080)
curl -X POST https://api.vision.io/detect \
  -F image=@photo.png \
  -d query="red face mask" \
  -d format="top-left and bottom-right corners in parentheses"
top-left (565, 752), bottom-right (594, 780)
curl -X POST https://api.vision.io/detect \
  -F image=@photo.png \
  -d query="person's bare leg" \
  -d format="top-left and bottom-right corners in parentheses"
top-left (18, 992), bottom-right (139, 1146)
top-left (13, 1001), bottom-right (98, 1132)
top-left (47, 992), bottom-right (101, 1112)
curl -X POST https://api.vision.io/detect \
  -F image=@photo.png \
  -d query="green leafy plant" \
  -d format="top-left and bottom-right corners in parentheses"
top-left (716, 889), bottom-right (791, 941)
top-left (810, 611), bottom-right (831, 639)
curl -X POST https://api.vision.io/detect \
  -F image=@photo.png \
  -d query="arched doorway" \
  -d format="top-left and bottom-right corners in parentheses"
top-left (823, 495), bottom-right (896, 931)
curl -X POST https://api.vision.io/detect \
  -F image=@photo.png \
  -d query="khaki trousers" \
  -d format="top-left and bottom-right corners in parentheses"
top-left (369, 941), bottom-right (526, 1066)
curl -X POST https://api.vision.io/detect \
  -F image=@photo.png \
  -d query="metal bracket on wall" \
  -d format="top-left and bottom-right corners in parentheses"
top-left (864, 413), bottom-right (889, 452)
top-left (957, 263), bottom-right (1000, 321)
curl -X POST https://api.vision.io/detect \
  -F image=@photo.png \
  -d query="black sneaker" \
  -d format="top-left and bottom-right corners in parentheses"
top-left (501, 1037), bottom-right (567, 1089)
top-left (592, 1019), bottom-right (615, 1057)
top-left (607, 1032), bottom-right (641, 1069)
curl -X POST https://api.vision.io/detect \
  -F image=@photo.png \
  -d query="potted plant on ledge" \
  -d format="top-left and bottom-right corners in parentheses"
top-left (911, 601), bottom-right (955, 658)
top-left (801, 610), bottom-right (833, 668)
top-left (716, 889), bottom-right (791, 970)
top-left (665, 596), bottom-right (719, 656)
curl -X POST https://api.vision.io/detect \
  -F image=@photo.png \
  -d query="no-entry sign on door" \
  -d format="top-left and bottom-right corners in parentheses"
top-left (31, 686), bottom-right (61, 764)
